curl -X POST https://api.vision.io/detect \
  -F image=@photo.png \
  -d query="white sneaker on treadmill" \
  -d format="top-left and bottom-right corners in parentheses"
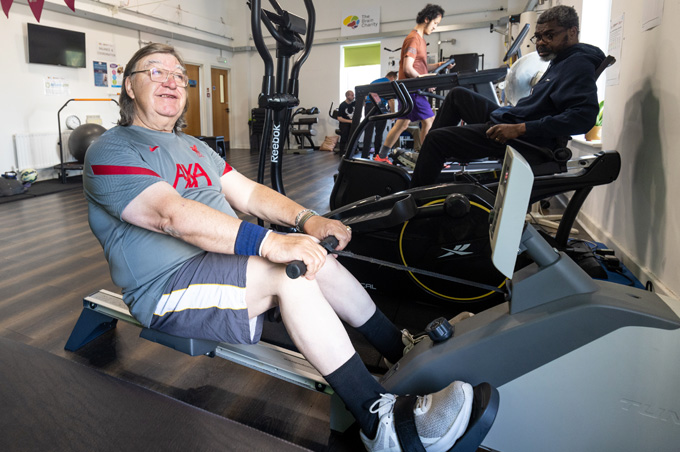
top-left (360, 380), bottom-right (473, 452)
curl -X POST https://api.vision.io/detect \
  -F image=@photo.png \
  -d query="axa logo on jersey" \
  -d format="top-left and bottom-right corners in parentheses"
top-left (173, 163), bottom-right (212, 189)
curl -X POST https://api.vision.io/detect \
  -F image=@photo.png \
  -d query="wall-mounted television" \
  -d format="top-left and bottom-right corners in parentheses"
top-left (27, 23), bottom-right (86, 68)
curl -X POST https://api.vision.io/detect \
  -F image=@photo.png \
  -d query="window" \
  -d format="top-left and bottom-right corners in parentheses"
top-left (580, 0), bottom-right (612, 103)
top-left (340, 42), bottom-right (381, 105)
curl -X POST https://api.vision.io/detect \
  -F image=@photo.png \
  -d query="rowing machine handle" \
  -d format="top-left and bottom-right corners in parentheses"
top-left (286, 236), bottom-right (339, 279)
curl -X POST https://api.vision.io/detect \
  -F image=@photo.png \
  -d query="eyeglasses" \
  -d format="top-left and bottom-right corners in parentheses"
top-left (529, 28), bottom-right (567, 44)
top-left (130, 67), bottom-right (189, 87)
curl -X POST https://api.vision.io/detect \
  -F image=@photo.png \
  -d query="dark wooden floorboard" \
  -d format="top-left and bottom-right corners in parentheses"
top-left (0, 149), bottom-right (351, 451)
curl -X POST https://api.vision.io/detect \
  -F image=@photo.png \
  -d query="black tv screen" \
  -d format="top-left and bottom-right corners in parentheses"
top-left (27, 23), bottom-right (86, 68)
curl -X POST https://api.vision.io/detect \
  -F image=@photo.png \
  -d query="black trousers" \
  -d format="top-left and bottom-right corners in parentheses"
top-left (361, 118), bottom-right (387, 159)
top-left (411, 87), bottom-right (507, 187)
top-left (338, 122), bottom-right (352, 153)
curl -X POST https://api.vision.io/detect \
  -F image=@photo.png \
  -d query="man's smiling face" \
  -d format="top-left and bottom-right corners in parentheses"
top-left (126, 53), bottom-right (187, 132)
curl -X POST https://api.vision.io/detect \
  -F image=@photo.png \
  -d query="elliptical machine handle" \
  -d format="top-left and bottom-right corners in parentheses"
top-left (249, 0), bottom-right (314, 98)
top-left (286, 236), bottom-right (339, 279)
top-left (289, 0), bottom-right (315, 97)
top-left (249, 0), bottom-right (274, 96)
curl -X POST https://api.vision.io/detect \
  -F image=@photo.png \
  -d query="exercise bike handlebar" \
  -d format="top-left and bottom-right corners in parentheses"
top-left (286, 236), bottom-right (339, 279)
top-left (371, 81), bottom-right (413, 122)
top-left (342, 82), bottom-right (412, 159)
top-left (416, 89), bottom-right (446, 101)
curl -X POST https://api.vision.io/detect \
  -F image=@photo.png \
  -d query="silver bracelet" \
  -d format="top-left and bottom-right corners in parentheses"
top-left (295, 208), bottom-right (318, 233)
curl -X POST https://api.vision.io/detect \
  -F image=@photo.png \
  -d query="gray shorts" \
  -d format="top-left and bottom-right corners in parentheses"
top-left (149, 252), bottom-right (263, 344)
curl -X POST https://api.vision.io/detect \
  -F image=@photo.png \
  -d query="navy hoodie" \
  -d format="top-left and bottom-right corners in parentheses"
top-left (490, 43), bottom-right (605, 142)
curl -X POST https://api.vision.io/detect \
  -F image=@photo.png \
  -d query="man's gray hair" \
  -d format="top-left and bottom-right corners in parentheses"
top-left (537, 5), bottom-right (580, 32)
top-left (118, 43), bottom-right (188, 133)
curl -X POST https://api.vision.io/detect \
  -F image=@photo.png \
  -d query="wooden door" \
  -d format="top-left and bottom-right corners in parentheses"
top-left (211, 68), bottom-right (230, 145)
top-left (183, 63), bottom-right (201, 137)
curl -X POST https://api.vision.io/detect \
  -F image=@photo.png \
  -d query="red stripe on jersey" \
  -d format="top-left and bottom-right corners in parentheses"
top-left (223, 162), bottom-right (233, 175)
top-left (91, 165), bottom-right (161, 177)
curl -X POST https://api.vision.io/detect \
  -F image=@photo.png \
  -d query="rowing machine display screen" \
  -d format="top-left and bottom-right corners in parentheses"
top-left (489, 146), bottom-right (534, 278)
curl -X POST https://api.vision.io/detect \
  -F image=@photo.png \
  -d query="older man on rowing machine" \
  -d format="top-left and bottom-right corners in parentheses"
top-left (83, 42), bottom-right (475, 451)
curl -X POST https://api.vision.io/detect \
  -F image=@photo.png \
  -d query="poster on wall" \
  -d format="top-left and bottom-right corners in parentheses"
top-left (44, 76), bottom-right (70, 96)
top-left (641, 0), bottom-right (664, 31)
top-left (97, 42), bottom-right (116, 59)
top-left (109, 63), bottom-right (124, 88)
top-left (606, 13), bottom-right (623, 86)
top-left (340, 7), bottom-right (380, 37)
top-left (93, 61), bottom-right (108, 87)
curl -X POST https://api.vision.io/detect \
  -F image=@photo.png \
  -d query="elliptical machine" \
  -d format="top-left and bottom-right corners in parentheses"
top-left (250, 0), bottom-right (314, 199)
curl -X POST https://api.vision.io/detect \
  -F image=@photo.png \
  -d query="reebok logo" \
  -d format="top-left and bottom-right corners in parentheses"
top-left (271, 124), bottom-right (280, 163)
top-left (439, 244), bottom-right (473, 258)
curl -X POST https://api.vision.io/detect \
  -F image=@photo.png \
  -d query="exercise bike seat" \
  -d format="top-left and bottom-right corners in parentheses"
top-left (393, 382), bottom-right (500, 452)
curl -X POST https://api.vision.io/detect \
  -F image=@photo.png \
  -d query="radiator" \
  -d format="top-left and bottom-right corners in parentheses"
top-left (13, 132), bottom-right (74, 170)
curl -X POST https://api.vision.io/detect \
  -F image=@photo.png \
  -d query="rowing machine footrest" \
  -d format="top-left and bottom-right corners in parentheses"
top-left (391, 382), bottom-right (499, 452)
top-left (64, 308), bottom-right (119, 352)
top-left (140, 328), bottom-right (219, 357)
top-left (451, 382), bottom-right (500, 451)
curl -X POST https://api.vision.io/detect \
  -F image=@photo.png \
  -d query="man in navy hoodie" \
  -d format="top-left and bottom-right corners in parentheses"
top-left (410, 5), bottom-right (606, 187)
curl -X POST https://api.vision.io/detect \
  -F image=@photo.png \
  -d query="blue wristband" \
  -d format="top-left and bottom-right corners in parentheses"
top-left (234, 222), bottom-right (269, 256)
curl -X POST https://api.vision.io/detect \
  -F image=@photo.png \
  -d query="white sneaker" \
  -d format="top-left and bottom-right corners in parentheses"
top-left (360, 381), bottom-right (473, 452)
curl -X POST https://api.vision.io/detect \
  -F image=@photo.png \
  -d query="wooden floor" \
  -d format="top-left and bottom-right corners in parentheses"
top-left (0, 149), bottom-right (355, 451)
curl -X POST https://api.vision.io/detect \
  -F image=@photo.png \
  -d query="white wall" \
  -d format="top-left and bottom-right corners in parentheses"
top-left (0, 1), bottom-right (234, 178)
top-left (576, 0), bottom-right (680, 298)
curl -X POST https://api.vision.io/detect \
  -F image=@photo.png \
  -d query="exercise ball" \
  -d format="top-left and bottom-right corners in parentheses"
top-left (68, 123), bottom-right (106, 163)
